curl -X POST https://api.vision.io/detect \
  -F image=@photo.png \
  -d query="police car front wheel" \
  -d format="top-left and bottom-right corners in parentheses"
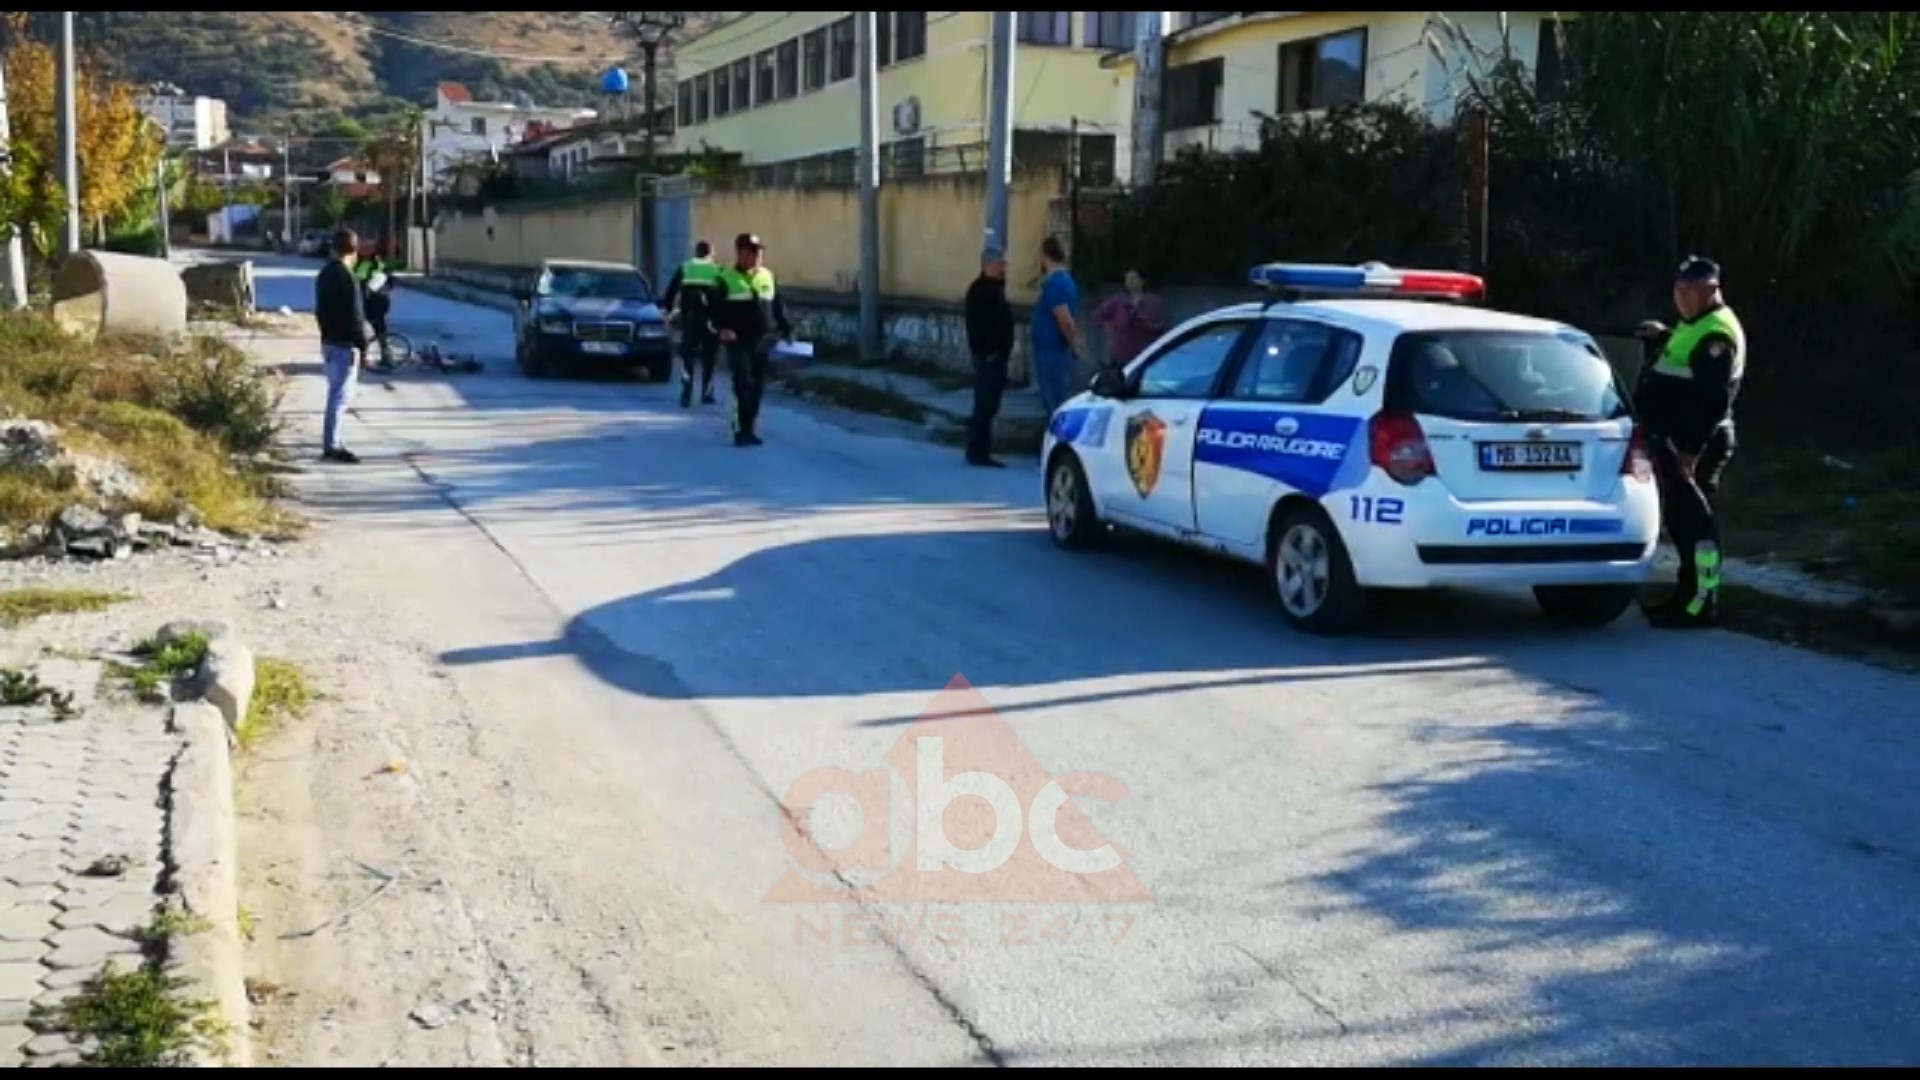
top-left (1046, 453), bottom-right (1102, 550)
top-left (1269, 507), bottom-right (1366, 634)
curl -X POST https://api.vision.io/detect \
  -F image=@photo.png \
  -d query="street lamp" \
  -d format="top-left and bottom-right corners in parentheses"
top-left (612, 11), bottom-right (685, 284)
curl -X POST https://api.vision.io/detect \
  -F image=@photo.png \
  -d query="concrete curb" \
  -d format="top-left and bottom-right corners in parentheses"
top-left (165, 700), bottom-right (252, 1067)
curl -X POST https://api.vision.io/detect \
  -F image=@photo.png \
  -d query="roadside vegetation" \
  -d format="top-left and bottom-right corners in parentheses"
top-left (241, 657), bottom-right (315, 746)
top-left (118, 631), bottom-right (212, 704)
top-left (0, 586), bottom-right (130, 627)
top-left (0, 311), bottom-right (288, 541)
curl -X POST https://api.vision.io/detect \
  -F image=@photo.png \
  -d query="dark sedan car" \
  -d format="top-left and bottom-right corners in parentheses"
top-left (512, 260), bottom-right (673, 380)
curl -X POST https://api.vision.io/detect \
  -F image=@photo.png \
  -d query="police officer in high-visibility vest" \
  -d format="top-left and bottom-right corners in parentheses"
top-left (712, 232), bottom-right (792, 447)
top-left (1633, 255), bottom-right (1745, 628)
top-left (660, 240), bottom-right (722, 409)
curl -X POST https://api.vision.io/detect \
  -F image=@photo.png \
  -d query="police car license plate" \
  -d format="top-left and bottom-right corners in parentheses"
top-left (581, 341), bottom-right (625, 356)
top-left (1478, 441), bottom-right (1581, 470)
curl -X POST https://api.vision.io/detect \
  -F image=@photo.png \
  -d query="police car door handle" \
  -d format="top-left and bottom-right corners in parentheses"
top-left (1170, 417), bottom-right (1190, 428)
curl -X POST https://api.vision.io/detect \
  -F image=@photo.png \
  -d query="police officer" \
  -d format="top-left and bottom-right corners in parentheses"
top-left (712, 232), bottom-right (792, 447)
top-left (1633, 255), bottom-right (1745, 629)
top-left (660, 240), bottom-right (722, 409)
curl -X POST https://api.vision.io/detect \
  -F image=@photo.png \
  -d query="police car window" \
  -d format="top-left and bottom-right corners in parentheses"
top-left (1135, 321), bottom-right (1247, 399)
top-left (1385, 330), bottom-right (1629, 422)
top-left (1230, 320), bottom-right (1362, 404)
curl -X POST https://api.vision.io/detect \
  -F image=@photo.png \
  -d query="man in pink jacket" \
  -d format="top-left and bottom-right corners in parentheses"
top-left (1093, 270), bottom-right (1168, 368)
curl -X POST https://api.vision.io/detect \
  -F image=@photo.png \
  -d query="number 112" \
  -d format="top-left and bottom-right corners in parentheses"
top-left (1350, 496), bottom-right (1404, 524)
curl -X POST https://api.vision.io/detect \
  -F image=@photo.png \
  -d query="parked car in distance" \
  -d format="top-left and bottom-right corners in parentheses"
top-left (512, 259), bottom-right (672, 381)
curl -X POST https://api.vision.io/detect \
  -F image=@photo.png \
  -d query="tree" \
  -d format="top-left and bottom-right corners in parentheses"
top-left (1, 13), bottom-right (162, 260)
top-left (308, 184), bottom-right (345, 229)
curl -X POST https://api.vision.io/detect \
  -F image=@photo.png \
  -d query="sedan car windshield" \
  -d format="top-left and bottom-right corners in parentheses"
top-left (542, 268), bottom-right (651, 302)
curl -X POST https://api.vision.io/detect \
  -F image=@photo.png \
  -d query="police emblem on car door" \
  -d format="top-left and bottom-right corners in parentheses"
top-left (1125, 410), bottom-right (1168, 498)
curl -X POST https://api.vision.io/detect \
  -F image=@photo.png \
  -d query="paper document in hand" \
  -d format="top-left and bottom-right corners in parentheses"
top-left (367, 272), bottom-right (389, 294)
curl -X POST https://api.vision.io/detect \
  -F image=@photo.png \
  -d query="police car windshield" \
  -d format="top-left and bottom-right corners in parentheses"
top-left (542, 269), bottom-right (651, 302)
top-left (1384, 330), bottom-right (1628, 422)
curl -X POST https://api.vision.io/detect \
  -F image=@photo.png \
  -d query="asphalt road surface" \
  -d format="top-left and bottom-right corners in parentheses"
top-left (214, 251), bottom-right (1919, 1066)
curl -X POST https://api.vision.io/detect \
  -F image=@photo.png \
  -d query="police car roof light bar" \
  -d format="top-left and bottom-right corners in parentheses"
top-left (1249, 262), bottom-right (1485, 303)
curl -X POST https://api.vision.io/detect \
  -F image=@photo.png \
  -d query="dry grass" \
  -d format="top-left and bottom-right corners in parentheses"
top-left (0, 587), bottom-right (131, 628)
top-left (0, 311), bottom-right (288, 536)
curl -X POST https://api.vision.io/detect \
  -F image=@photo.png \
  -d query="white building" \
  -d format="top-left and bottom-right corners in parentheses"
top-left (421, 81), bottom-right (596, 192)
top-left (134, 83), bottom-right (230, 151)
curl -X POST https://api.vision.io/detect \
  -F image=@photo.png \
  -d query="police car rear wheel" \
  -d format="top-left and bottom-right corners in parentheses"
top-left (1046, 454), bottom-right (1101, 550)
top-left (1271, 508), bottom-right (1365, 634)
top-left (1533, 584), bottom-right (1636, 628)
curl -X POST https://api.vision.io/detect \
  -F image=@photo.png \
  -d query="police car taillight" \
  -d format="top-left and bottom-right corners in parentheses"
top-left (1369, 411), bottom-right (1435, 485)
top-left (1248, 261), bottom-right (1486, 302)
top-left (1622, 425), bottom-right (1654, 481)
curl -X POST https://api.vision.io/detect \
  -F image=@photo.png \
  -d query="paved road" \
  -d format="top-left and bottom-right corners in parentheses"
top-left (225, 251), bottom-right (1920, 1065)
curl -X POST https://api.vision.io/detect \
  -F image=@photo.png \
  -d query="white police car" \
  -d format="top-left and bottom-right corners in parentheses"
top-left (1041, 262), bottom-right (1659, 634)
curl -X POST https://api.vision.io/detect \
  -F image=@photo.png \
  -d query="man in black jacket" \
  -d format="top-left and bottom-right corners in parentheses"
top-left (314, 227), bottom-right (369, 464)
top-left (964, 247), bottom-right (1013, 468)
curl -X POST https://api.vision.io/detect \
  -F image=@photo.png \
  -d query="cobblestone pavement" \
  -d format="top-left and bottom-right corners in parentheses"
top-left (0, 657), bottom-right (180, 1068)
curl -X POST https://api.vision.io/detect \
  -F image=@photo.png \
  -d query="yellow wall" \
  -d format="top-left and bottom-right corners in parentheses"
top-left (673, 13), bottom-right (1133, 164)
top-left (689, 170), bottom-right (1059, 304)
top-left (433, 170), bottom-right (1062, 306)
top-left (436, 199), bottom-right (634, 270)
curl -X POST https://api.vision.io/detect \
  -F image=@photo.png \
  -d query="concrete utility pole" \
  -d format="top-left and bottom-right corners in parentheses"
top-left (855, 12), bottom-right (881, 362)
top-left (281, 135), bottom-right (292, 253)
top-left (1129, 11), bottom-right (1168, 188)
top-left (155, 154), bottom-right (171, 261)
top-left (0, 54), bottom-right (31, 308)
top-left (984, 12), bottom-right (1015, 259)
top-left (55, 12), bottom-right (80, 258)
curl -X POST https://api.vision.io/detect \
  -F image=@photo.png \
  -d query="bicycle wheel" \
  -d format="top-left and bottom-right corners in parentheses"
top-left (369, 334), bottom-right (414, 374)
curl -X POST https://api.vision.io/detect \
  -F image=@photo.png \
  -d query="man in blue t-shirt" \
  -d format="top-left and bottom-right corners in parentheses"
top-left (1030, 235), bottom-right (1083, 418)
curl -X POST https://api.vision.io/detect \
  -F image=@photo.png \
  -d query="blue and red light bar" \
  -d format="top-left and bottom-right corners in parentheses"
top-left (1249, 261), bottom-right (1485, 301)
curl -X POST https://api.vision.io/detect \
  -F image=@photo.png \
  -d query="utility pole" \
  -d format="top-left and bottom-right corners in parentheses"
top-left (612, 12), bottom-right (686, 287)
top-left (220, 145), bottom-right (232, 245)
top-left (1129, 11), bottom-right (1167, 188)
top-left (984, 12), bottom-right (1014, 260)
top-left (55, 11), bottom-right (80, 259)
top-left (155, 153), bottom-right (171, 262)
top-left (0, 54), bottom-right (30, 308)
top-left (855, 11), bottom-right (881, 362)
top-left (281, 134), bottom-right (292, 253)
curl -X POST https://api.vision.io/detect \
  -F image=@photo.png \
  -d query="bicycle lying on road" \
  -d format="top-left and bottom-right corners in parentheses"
top-left (363, 332), bottom-right (417, 374)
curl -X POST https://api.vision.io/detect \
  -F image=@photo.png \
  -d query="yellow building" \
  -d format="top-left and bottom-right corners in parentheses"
top-left (1106, 11), bottom-right (1566, 168)
top-left (671, 12), bottom-right (1136, 182)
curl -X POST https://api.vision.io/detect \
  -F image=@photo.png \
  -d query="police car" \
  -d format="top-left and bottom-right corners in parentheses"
top-left (1041, 262), bottom-right (1659, 634)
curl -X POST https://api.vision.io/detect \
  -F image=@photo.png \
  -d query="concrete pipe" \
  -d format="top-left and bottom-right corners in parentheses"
top-left (49, 250), bottom-right (189, 341)
top-left (179, 259), bottom-right (257, 314)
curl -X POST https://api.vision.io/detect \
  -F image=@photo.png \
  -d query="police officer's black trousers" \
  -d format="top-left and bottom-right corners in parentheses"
top-left (679, 324), bottom-right (718, 393)
top-left (726, 338), bottom-right (770, 436)
top-left (1653, 424), bottom-right (1736, 607)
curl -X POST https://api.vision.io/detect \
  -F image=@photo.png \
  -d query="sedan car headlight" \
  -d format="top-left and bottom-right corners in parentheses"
top-left (538, 317), bottom-right (571, 334)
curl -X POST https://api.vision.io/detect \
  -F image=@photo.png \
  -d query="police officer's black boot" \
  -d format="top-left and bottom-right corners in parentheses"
top-left (1648, 542), bottom-right (1721, 629)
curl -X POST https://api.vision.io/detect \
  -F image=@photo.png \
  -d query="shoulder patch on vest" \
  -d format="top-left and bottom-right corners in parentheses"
top-left (1707, 339), bottom-right (1730, 359)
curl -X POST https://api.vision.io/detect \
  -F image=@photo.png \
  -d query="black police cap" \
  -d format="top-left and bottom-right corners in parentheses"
top-left (1675, 255), bottom-right (1721, 283)
top-left (735, 232), bottom-right (764, 251)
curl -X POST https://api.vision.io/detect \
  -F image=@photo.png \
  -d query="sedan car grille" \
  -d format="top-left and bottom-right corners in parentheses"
top-left (574, 321), bottom-right (636, 343)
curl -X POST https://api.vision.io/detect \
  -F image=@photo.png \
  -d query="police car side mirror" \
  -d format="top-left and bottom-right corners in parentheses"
top-left (1090, 367), bottom-right (1129, 399)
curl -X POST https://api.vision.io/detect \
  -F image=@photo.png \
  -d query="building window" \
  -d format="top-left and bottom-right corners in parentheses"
top-left (1085, 12), bottom-right (1136, 51)
top-left (712, 66), bottom-right (732, 116)
top-left (777, 39), bottom-right (800, 98)
top-left (1164, 57), bottom-right (1224, 129)
top-left (732, 58), bottom-right (752, 110)
top-left (804, 28), bottom-right (828, 91)
top-left (755, 48), bottom-right (776, 103)
top-left (893, 12), bottom-right (927, 62)
top-left (470, 116), bottom-right (486, 136)
top-left (677, 81), bottom-right (693, 126)
top-left (877, 13), bottom-right (891, 65)
top-left (1018, 12), bottom-right (1072, 46)
top-left (1278, 27), bottom-right (1366, 113)
top-left (830, 17), bottom-right (855, 80)
top-left (1536, 18), bottom-right (1566, 101)
top-left (693, 73), bottom-right (709, 124)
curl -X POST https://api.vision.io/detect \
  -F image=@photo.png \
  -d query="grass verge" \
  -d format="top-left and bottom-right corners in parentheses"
top-left (1711, 585), bottom-right (1920, 673)
top-left (1, 310), bottom-right (288, 537)
top-left (1720, 446), bottom-right (1920, 607)
top-left (240, 657), bottom-right (314, 747)
top-left (0, 587), bottom-right (129, 628)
